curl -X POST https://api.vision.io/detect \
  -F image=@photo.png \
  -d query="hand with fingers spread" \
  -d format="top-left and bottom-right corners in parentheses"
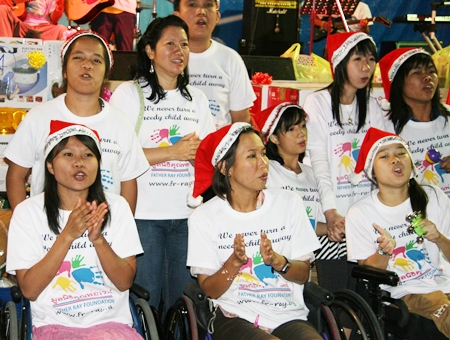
top-left (373, 223), bottom-right (396, 256)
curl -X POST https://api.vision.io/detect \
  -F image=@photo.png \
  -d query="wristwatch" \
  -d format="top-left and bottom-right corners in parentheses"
top-left (274, 256), bottom-right (291, 274)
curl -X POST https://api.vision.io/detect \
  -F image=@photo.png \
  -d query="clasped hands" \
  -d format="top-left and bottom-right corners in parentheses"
top-left (62, 198), bottom-right (108, 244)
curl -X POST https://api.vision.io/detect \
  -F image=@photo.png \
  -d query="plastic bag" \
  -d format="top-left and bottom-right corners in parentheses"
top-left (280, 43), bottom-right (333, 84)
top-left (432, 46), bottom-right (450, 89)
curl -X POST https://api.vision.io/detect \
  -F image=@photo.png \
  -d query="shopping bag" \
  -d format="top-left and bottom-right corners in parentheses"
top-left (280, 43), bottom-right (333, 83)
top-left (432, 46), bottom-right (450, 89)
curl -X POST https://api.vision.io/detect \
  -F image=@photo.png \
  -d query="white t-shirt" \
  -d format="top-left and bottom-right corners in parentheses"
top-left (187, 189), bottom-right (321, 330)
top-left (110, 80), bottom-right (215, 219)
top-left (304, 89), bottom-right (385, 215)
top-left (346, 186), bottom-right (450, 299)
top-left (384, 113), bottom-right (450, 198)
top-left (188, 40), bottom-right (256, 129)
top-left (4, 94), bottom-right (149, 197)
top-left (6, 192), bottom-right (143, 328)
top-left (266, 160), bottom-right (325, 230)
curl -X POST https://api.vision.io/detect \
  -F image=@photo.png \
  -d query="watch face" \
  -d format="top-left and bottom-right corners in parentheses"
top-left (282, 261), bottom-right (291, 273)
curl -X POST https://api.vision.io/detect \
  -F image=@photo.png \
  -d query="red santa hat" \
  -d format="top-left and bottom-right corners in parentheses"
top-left (378, 48), bottom-right (429, 109)
top-left (44, 120), bottom-right (101, 159)
top-left (188, 122), bottom-right (252, 207)
top-left (61, 30), bottom-right (114, 72)
top-left (252, 103), bottom-right (302, 142)
top-left (327, 31), bottom-right (375, 74)
top-left (348, 127), bottom-right (418, 185)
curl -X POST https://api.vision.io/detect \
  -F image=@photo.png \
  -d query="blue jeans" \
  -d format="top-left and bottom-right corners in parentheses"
top-left (134, 219), bottom-right (193, 318)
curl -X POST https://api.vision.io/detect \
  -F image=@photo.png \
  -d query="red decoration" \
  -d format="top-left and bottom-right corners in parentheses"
top-left (251, 72), bottom-right (273, 85)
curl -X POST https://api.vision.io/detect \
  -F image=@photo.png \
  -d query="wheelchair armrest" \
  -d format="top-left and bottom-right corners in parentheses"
top-left (304, 281), bottom-right (334, 306)
top-left (352, 265), bottom-right (399, 286)
top-left (184, 280), bottom-right (207, 303)
top-left (10, 285), bottom-right (22, 303)
top-left (130, 283), bottom-right (150, 301)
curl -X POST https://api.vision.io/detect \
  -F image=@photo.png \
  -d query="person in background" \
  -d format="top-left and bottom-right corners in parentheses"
top-left (379, 48), bottom-right (450, 198)
top-left (109, 15), bottom-right (215, 317)
top-left (314, 1), bottom-right (372, 40)
top-left (6, 121), bottom-right (143, 339)
top-left (187, 122), bottom-right (321, 339)
top-left (346, 127), bottom-right (450, 338)
top-left (303, 31), bottom-right (384, 294)
top-left (0, 0), bottom-right (67, 39)
top-left (173, 0), bottom-right (256, 129)
top-left (90, 0), bottom-right (137, 51)
top-left (4, 31), bottom-right (149, 213)
top-left (254, 103), bottom-right (328, 283)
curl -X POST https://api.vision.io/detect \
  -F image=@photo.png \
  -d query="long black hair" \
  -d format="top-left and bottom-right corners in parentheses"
top-left (329, 38), bottom-right (378, 132)
top-left (388, 53), bottom-right (450, 134)
top-left (131, 15), bottom-right (192, 103)
top-left (212, 127), bottom-right (263, 205)
top-left (266, 106), bottom-right (307, 164)
top-left (44, 135), bottom-right (110, 235)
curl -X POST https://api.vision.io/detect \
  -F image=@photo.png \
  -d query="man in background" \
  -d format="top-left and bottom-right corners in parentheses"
top-left (174, 0), bottom-right (256, 129)
top-left (90, 0), bottom-right (137, 51)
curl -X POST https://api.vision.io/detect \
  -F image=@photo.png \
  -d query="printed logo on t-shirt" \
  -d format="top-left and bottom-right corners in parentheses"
top-left (44, 231), bottom-right (116, 318)
top-left (409, 134), bottom-right (450, 197)
top-left (389, 235), bottom-right (443, 284)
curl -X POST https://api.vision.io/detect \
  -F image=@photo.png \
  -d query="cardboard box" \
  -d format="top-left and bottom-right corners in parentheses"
top-left (0, 42), bottom-right (48, 109)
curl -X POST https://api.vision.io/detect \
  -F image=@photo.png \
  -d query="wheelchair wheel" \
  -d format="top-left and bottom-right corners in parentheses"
top-left (164, 296), bottom-right (199, 340)
top-left (3, 301), bottom-right (19, 340)
top-left (134, 298), bottom-right (163, 340)
top-left (319, 305), bottom-right (344, 340)
top-left (332, 289), bottom-right (384, 340)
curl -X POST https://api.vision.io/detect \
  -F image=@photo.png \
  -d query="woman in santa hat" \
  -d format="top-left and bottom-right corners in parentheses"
top-left (303, 31), bottom-right (385, 294)
top-left (346, 127), bottom-right (450, 338)
top-left (187, 123), bottom-right (322, 339)
top-left (6, 120), bottom-right (143, 339)
top-left (379, 48), bottom-right (450, 198)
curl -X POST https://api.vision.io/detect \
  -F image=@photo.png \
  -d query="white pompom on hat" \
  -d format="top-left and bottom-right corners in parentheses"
top-left (348, 127), bottom-right (418, 185)
top-left (187, 122), bottom-right (252, 207)
top-left (44, 120), bottom-right (101, 160)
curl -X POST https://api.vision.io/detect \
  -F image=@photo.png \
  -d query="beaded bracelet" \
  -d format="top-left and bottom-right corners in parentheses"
top-left (221, 265), bottom-right (240, 281)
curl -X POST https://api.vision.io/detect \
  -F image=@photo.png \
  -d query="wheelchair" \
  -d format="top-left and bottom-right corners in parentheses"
top-left (352, 265), bottom-right (448, 340)
top-left (0, 282), bottom-right (164, 340)
top-left (164, 280), bottom-right (384, 340)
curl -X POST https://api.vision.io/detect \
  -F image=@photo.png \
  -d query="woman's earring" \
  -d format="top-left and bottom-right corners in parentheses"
top-left (149, 60), bottom-right (154, 74)
top-left (181, 70), bottom-right (185, 77)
